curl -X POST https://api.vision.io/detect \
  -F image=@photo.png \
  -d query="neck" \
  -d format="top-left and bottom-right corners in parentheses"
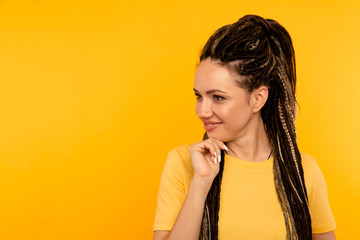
top-left (226, 116), bottom-right (272, 162)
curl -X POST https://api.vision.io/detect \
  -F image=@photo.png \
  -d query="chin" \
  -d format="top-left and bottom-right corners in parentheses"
top-left (207, 132), bottom-right (225, 141)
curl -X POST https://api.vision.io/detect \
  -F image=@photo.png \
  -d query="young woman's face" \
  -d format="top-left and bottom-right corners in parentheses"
top-left (194, 58), bottom-right (256, 142)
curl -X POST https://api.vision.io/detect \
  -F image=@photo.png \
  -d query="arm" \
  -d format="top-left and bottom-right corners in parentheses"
top-left (153, 176), bottom-right (212, 240)
top-left (153, 139), bottom-right (226, 240)
top-left (312, 230), bottom-right (336, 240)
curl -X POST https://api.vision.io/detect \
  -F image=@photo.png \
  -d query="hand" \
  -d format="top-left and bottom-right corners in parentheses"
top-left (189, 137), bottom-right (228, 183)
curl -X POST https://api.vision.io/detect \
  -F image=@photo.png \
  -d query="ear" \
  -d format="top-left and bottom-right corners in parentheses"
top-left (250, 86), bottom-right (269, 113)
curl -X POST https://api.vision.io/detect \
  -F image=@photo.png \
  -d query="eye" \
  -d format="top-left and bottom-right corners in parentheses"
top-left (213, 95), bottom-right (225, 101)
top-left (194, 93), bottom-right (202, 100)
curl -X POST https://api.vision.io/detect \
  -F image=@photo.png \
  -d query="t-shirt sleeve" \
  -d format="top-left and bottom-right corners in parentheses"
top-left (304, 154), bottom-right (336, 234)
top-left (153, 149), bottom-right (187, 231)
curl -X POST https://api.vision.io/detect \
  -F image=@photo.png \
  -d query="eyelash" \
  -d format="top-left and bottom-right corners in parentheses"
top-left (213, 95), bottom-right (225, 101)
top-left (194, 93), bottom-right (225, 101)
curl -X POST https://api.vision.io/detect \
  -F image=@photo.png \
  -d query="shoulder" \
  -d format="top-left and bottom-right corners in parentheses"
top-left (300, 151), bottom-right (321, 180)
top-left (299, 151), bottom-right (327, 196)
top-left (299, 152), bottom-right (336, 232)
top-left (164, 142), bottom-right (197, 172)
top-left (300, 151), bottom-right (319, 172)
top-left (168, 142), bottom-right (195, 157)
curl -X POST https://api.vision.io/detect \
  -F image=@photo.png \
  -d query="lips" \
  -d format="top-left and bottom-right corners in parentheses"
top-left (203, 122), bottom-right (222, 131)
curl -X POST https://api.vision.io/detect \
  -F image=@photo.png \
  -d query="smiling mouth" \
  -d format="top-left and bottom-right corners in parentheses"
top-left (204, 122), bottom-right (222, 131)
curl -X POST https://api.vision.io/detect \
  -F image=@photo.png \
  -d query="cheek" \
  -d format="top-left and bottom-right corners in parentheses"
top-left (219, 101), bottom-right (251, 124)
top-left (218, 106), bottom-right (233, 120)
top-left (213, 103), bottom-right (237, 121)
top-left (195, 102), bottom-right (200, 115)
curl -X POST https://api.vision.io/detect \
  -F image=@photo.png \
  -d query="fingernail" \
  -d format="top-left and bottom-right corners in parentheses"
top-left (218, 154), bottom-right (221, 163)
top-left (214, 157), bottom-right (217, 164)
top-left (223, 144), bottom-right (228, 151)
top-left (214, 151), bottom-right (217, 157)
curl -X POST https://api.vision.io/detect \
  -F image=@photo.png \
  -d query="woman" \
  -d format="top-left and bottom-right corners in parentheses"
top-left (153, 15), bottom-right (336, 240)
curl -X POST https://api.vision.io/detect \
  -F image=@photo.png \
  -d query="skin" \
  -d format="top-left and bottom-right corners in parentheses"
top-left (153, 58), bottom-right (335, 240)
top-left (193, 58), bottom-right (271, 163)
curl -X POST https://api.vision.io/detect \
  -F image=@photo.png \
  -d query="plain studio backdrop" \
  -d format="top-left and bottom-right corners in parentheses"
top-left (0, 0), bottom-right (359, 239)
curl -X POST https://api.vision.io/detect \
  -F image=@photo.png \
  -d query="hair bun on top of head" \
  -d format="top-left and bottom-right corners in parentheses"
top-left (240, 14), bottom-right (272, 35)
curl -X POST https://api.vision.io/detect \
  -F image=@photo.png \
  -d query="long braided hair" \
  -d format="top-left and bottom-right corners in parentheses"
top-left (198, 15), bottom-right (312, 240)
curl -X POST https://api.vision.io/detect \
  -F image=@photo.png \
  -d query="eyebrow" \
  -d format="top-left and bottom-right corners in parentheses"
top-left (193, 88), bottom-right (228, 94)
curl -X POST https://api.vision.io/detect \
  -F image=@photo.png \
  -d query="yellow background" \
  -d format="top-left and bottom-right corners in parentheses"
top-left (0, 0), bottom-right (358, 239)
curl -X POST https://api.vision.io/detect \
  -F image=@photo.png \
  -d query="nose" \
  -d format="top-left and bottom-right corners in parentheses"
top-left (196, 99), bottom-right (213, 119)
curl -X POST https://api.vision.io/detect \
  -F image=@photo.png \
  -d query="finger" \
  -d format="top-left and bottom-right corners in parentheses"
top-left (210, 138), bottom-right (228, 151)
top-left (208, 138), bottom-right (227, 163)
top-left (197, 139), bottom-right (217, 164)
top-left (205, 139), bottom-right (221, 164)
top-left (207, 139), bottom-right (221, 164)
top-left (202, 140), bottom-right (219, 165)
top-left (207, 138), bottom-right (220, 163)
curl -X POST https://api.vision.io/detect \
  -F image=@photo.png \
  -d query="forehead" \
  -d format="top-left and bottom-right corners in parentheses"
top-left (194, 58), bottom-right (239, 91)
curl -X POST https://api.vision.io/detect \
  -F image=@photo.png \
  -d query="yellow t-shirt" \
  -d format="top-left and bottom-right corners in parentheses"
top-left (153, 143), bottom-right (336, 239)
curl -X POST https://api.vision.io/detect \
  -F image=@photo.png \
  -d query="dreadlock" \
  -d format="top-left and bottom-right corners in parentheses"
top-left (198, 15), bottom-right (312, 240)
